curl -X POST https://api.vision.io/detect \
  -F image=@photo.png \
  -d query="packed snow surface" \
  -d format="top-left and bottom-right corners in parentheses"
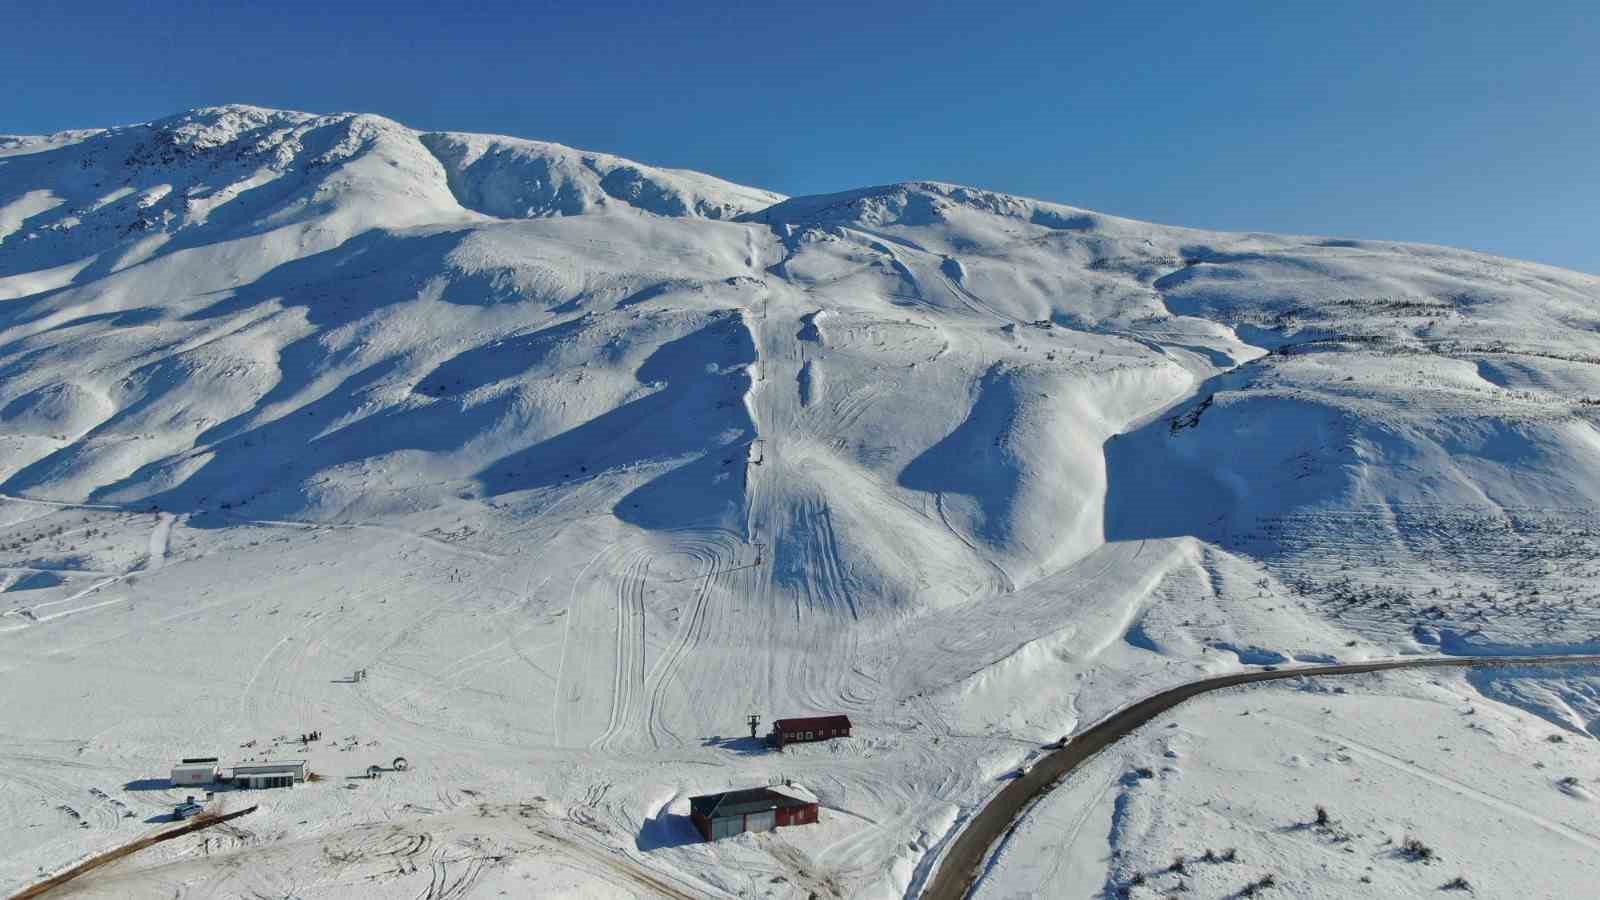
top-left (2, 105), bottom-right (1599, 897)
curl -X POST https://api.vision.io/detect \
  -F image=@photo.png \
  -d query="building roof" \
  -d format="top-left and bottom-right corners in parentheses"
top-left (179, 756), bottom-right (219, 764)
top-left (768, 782), bottom-right (818, 804)
top-left (773, 714), bottom-right (851, 731)
top-left (689, 787), bottom-right (815, 819)
top-left (232, 760), bottom-right (306, 774)
top-left (171, 762), bottom-right (218, 772)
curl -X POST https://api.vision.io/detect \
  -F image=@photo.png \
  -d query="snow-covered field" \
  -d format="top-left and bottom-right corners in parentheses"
top-left (2, 105), bottom-right (1598, 897)
top-left (977, 668), bottom-right (1600, 899)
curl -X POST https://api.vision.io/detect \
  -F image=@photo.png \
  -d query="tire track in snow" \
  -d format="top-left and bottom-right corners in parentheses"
top-left (214, 511), bottom-right (503, 563)
top-left (1273, 715), bottom-right (1600, 853)
top-left (4, 769), bottom-right (91, 829)
top-left (7, 575), bottom-right (127, 622)
top-left (809, 502), bottom-right (858, 622)
top-left (555, 539), bottom-right (676, 750)
top-left (643, 530), bottom-right (740, 750)
top-left (32, 596), bottom-right (128, 623)
top-left (235, 633), bottom-right (293, 731)
top-left (936, 262), bottom-right (1011, 325)
top-left (358, 525), bottom-right (503, 563)
top-left (778, 498), bottom-right (878, 719)
top-left (523, 822), bottom-right (703, 900)
top-left (827, 383), bottom-right (885, 434)
top-left (391, 631), bottom-right (532, 710)
top-left (0, 493), bottom-right (120, 511)
top-left (414, 843), bottom-right (487, 900)
top-left (933, 493), bottom-right (1013, 594)
top-left (1028, 773), bottom-right (1119, 892)
top-left (593, 551), bottom-right (651, 752)
top-left (0, 566), bottom-right (120, 578)
top-left (644, 546), bottom-right (718, 750)
top-left (551, 546), bottom-right (612, 748)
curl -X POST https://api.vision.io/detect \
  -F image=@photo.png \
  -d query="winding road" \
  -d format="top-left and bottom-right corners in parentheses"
top-left (921, 653), bottom-right (1600, 900)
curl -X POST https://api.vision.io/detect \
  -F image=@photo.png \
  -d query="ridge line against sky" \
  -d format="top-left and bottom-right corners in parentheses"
top-left (4, 0), bottom-right (1596, 274)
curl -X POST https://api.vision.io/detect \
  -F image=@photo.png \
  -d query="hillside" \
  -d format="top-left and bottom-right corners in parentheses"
top-left (3, 106), bottom-right (1599, 899)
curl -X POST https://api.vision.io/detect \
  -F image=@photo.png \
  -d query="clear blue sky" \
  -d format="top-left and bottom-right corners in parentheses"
top-left (7, 1), bottom-right (1596, 273)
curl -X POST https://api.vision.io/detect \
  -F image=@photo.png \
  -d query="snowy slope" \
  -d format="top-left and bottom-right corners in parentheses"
top-left (3, 106), bottom-right (1600, 898)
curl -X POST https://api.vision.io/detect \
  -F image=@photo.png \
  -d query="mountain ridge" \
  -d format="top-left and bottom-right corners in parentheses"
top-left (11, 104), bottom-right (1597, 277)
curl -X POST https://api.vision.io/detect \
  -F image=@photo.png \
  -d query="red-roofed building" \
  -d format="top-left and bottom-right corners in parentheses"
top-left (770, 714), bottom-right (851, 748)
top-left (689, 786), bottom-right (819, 841)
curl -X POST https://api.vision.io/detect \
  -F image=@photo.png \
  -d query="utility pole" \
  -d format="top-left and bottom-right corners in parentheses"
top-left (747, 714), bottom-right (761, 740)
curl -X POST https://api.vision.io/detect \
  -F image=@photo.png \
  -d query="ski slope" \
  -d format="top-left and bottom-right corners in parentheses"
top-left (2, 105), bottom-right (1599, 897)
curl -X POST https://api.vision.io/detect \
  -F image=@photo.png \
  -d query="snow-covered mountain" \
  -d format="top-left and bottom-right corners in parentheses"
top-left (4, 106), bottom-right (1600, 899)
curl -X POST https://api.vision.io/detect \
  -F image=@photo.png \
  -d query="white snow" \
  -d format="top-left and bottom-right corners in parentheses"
top-left (2, 104), bottom-right (1599, 898)
top-left (976, 669), bottom-right (1600, 899)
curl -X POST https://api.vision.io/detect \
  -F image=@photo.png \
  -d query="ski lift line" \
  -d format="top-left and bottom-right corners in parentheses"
top-left (652, 559), bottom-right (766, 583)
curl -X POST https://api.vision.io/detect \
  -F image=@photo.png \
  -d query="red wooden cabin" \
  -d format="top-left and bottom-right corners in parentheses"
top-left (770, 714), bottom-right (851, 748)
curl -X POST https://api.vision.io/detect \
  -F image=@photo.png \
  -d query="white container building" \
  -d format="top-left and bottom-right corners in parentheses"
top-left (232, 760), bottom-right (307, 789)
top-left (170, 759), bottom-right (220, 786)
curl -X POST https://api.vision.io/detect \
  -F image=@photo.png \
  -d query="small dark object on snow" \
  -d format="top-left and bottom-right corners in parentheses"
top-left (1400, 836), bottom-right (1436, 862)
top-left (1238, 873), bottom-right (1276, 896)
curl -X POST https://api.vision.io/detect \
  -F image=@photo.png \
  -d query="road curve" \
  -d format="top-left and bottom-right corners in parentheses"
top-left (920, 653), bottom-right (1600, 900)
